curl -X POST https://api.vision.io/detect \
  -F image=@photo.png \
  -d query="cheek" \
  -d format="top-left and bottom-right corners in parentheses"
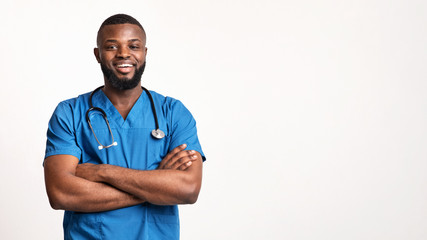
top-left (136, 54), bottom-right (146, 63)
top-left (138, 50), bottom-right (147, 62)
top-left (99, 52), bottom-right (114, 63)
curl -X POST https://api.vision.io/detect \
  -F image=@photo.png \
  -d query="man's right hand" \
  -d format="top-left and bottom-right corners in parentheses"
top-left (157, 144), bottom-right (199, 171)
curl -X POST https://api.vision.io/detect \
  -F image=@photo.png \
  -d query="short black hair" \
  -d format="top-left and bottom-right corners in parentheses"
top-left (97, 14), bottom-right (146, 46)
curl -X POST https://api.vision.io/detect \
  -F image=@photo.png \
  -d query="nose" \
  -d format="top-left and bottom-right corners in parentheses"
top-left (116, 46), bottom-right (130, 58)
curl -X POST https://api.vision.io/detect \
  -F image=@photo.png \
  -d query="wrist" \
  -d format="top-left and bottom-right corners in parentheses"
top-left (98, 164), bottom-right (110, 182)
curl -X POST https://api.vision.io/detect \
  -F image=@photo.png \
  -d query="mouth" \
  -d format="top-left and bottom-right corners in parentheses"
top-left (115, 63), bottom-right (135, 74)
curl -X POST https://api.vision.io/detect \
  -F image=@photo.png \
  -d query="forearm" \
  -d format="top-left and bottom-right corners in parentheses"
top-left (47, 173), bottom-right (144, 212)
top-left (74, 148), bottom-right (203, 206)
top-left (44, 155), bottom-right (144, 213)
top-left (98, 165), bottom-right (201, 205)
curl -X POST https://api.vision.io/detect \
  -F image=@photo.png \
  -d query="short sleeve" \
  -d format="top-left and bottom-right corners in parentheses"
top-left (168, 100), bottom-right (206, 161)
top-left (44, 102), bottom-right (82, 160)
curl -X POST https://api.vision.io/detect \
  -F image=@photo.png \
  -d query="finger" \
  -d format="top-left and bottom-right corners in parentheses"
top-left (169, 151), bottom-right (199, 170)
top-left (177, 152), bottom-right (201, 171)
top-left (169, 154), bottom-right (197, 170)
top-left (162, 149), bottom-right (192, 169)
top-left (164, 150), bottom-right (196, 169)
top-left (178, 161), bottom-right (193, 171)
top-left (161, 145), bottom-right (187, 169)
top-left (158, 144), bottom-right (187, 169)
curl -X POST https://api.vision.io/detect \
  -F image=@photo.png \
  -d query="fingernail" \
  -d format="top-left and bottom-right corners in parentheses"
top-left (181, 144), bottom-right (187, 148)
top-left (187, 161), bottom-right (192, 166)
top-left (190, 150), bottom-right (195, 154)
top-left (192, 155), bottom-right (197, 159)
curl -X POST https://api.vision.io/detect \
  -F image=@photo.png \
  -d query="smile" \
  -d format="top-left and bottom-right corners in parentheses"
top-left (115, 63), bottom-right (134, 74)
top-left (117, 64), bottom-right (133, 68)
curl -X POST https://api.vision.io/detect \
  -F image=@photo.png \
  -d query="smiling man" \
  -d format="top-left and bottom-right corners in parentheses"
top-left (43, 14), bottom-right (205, 240)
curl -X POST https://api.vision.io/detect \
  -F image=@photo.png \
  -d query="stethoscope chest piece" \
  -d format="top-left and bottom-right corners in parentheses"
top-left (151, 129), bottom-right (165, 139)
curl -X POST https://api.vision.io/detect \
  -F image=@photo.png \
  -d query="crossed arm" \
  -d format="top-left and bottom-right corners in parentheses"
top-left (44, 144), bottom-right (203, 213)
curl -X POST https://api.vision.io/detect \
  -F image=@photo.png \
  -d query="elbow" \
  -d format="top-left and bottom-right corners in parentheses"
top-left (46, 190), bottom-right (71, 210)
top-left (49, 200), bottom-right (63, 210)
top-left (48, 195), bottom-right (65, 210)
top-left (181, 182), bottom-right (201, 204)
top-left (184, 194), bottom-right (199, 204)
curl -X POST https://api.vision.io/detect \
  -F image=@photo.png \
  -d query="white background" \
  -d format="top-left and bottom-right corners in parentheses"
top-left (1, 0), bottom-right (427, 239)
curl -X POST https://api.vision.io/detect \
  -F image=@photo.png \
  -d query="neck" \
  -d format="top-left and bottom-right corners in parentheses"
top-left (102, 82), bottom-right (143, 119)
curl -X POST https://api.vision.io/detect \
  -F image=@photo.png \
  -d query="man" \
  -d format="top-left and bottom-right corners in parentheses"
top-left (44, 14), bottom-right (205, 240)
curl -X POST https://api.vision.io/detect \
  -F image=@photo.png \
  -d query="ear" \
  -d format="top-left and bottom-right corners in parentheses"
top-left (143, 47), bottom-right (148, 61)
top-left (94, 48), bottom-right (101, 63)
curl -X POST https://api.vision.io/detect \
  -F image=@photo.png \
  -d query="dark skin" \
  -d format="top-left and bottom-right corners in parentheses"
top-left (44, 24), bottom-right (203, 212)
top-left (94, 23), bottom-right (146, 119)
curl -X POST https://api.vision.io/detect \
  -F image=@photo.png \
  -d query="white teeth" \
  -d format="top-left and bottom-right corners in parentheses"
top-left (117, 64), bottom-right (133, 68)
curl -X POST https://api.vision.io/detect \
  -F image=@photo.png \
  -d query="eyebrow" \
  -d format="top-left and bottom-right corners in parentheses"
top-left (104, 39), bottom-right (142, 43)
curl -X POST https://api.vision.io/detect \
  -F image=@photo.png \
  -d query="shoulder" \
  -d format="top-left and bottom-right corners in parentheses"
top-left (150, 90), bottom-right (198, 125)
top-left (148, 90), bottom-right (195, 123)
top-left (148, 90), bottom-right (196, 125)
top-left (49, 91), bottom-right (92, 129)
top-left (53, 92), bottom-right (91, 115)
top-left (149, 90), bottom-right (179, 105)
top-left (148, 90), bottom-right (187, 111)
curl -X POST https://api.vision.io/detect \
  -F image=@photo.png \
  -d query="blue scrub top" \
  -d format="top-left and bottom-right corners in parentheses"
top-left (45, 89), bottom-right (205, 240)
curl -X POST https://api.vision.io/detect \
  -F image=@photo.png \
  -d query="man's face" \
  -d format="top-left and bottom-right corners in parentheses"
top-left (95, 24), bottom-right (147, 90)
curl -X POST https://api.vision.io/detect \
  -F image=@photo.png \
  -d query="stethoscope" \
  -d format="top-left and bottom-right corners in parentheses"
top-left (85, 86), bottom-right (165, 150)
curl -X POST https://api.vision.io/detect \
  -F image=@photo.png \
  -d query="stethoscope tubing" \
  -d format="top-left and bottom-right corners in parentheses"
top-left (86, 86), bottom-right (165, 150)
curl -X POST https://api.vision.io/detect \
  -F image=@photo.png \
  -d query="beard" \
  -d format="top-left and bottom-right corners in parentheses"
top-left (101, 62), bottom-right (146, 90)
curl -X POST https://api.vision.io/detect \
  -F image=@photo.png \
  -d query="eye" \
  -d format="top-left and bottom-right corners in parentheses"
top-left (129, 45), bottom-right (140, 50)
top-left (105, 45), bottom-right (117, 50)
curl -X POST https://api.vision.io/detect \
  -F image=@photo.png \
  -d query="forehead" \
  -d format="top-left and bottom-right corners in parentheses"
top-left (98, 23), bottom-right (146, 45)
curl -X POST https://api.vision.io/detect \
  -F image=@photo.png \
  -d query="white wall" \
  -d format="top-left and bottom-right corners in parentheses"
top-left (1, 0), bottom-right (427, 239)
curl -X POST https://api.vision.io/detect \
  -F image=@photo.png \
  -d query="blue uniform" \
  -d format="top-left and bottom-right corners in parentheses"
top-left (45, 89), bottom-right (205, 240)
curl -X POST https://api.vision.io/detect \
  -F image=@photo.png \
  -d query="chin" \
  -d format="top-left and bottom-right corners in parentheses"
top-left (101, 62), bottom-right (145, 90)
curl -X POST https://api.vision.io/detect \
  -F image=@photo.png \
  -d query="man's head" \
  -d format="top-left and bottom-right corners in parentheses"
top-left (94, 14), bottom-right (147, 90)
